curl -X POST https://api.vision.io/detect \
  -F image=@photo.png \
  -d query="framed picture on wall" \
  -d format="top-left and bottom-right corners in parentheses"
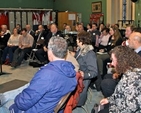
top-left (92, 1), bottom-right (102, 13)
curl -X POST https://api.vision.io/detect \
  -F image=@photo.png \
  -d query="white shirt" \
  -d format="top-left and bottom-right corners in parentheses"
top-left (99, 34), bottom-right (110, 46)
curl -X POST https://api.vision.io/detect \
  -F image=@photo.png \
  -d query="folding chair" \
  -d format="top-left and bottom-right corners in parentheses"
top-left (54, 92), bottom-right (71, 113)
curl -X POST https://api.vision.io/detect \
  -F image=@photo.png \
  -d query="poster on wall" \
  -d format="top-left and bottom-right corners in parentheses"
top-left (90, 13), bottom-right (104, 25)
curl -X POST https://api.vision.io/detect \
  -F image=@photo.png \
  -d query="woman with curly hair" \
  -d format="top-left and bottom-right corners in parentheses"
top-left (99, 46), bottom-right (141, 113)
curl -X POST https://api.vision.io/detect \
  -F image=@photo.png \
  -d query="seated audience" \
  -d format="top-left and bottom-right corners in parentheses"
top-left (0, 36), bottom-right (77, 113)
top-left (99, 46), bottom-right (141, 113)
top-left (75, 31), bottom-right (98, 106)
top-left (86, 23), bottom-right (92, 32)
top-left (77, 23), bottom-right (84, 33)
top-left (25, 24), bottom-right (35, 38)
top-left (35, 23), bottom-right (62, 65)
top-left (34, 25), bottom-right (48, 47)
top-left (98, 28), bottom-right (110, 51)
top-left (64, 25), bottom-right (72, 34)
top-left (0, 25), bottom-right (11, 50)
top-left (2, 28), bottom-right (20, 65)
top-left (91, 26), bottom-right (123, 91)
top-left (90, 23), bottom-right (101, 51)
top-left (128, 31), bottom-right (141, 56)
top-left (97, 26), bottom-right (122, 76)
top-left (99, 23), bottom-right (105, 33)
top-left (101, 30), bottom-right (141, 98)
top-left (11, 28), bottom-right (34, 68)
top-left (122, 25), bottom-right (135, 46)
top-left (80, 22), bottom-right (87, 31)
top-left (16, 24), bottom-right (21, 34)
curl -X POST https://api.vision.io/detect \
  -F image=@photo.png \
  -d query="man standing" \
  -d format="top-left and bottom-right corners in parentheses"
top-left (11, 28), bottom-right (34, 67)
top-left (9, 36), bottom-right (77, 113)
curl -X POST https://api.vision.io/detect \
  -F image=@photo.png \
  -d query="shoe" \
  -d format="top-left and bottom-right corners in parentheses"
top-left (11, 62), bottom-right (16, 67)
top-left (11, 62), bottom-right (20, 68)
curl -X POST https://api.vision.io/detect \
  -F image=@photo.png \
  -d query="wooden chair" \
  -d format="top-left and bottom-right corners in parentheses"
top-left (54, 92), bottom-right (71, 113)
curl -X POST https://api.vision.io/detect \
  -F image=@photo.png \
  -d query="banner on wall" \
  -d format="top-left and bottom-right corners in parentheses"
top-left (0, 12), bottom-right (9, 29)
top-left (90, 13), bottom-right (104, 25)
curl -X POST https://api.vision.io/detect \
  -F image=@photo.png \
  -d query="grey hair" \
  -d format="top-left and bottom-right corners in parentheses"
top-left (48, 36), bottom-right (68, 58)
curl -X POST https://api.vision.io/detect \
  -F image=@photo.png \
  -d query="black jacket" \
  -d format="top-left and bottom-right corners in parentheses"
top-left (44, 31), bottom-right (62, 47)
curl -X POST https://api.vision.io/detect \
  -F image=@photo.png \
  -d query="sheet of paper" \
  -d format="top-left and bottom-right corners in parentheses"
top-left (68, 14), bottom-right (75, 20)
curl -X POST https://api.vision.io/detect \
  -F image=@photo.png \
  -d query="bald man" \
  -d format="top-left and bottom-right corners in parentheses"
top-left (128, 32), bottom-right (141, 56)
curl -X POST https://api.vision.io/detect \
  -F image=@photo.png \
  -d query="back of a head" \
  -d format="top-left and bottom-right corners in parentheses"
top-left (133, 27), bottom-right (141, 33)
top-left (48, 36), bottom-right (68, 59)
top-left (21, 28), bottom-right (27, 32)
top-left (77, 31), bottom-right (92, 45)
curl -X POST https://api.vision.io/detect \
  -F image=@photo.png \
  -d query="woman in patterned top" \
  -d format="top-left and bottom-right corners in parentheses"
top-left (99, 46), bottom-right (141, 113)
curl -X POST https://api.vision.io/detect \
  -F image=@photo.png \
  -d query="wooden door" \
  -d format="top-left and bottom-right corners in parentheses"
top-left (58, 12), bottom-right (77, 31)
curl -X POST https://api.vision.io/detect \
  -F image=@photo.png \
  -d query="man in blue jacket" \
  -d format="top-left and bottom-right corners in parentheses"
top-left (9, 36), bottom-right (77, 113)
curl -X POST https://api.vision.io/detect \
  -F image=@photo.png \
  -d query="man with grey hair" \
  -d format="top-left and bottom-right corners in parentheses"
top-left (128, 31), bottom-right (141, 56)
top-left (9, 36), bottom-right (77, 113)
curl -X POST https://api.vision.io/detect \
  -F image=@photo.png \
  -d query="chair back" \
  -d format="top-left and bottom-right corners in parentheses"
top-left (54, 92), bottom-right (71, 113)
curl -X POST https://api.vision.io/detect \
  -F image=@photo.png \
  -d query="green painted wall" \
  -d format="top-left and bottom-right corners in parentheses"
top-left (0, 0), bottom-right (53, 9)
top-left (53, 0), bottom-right (106, 26)
top-left (135, 2), bottom-right (141, 27)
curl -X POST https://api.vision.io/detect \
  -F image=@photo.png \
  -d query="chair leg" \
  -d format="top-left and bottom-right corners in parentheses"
top-left (81, 106), bottom-right (89, 113)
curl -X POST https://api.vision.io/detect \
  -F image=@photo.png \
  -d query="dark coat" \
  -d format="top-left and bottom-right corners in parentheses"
top-left (75, 45), bottom-right (98, 106)
top-left (44, 31), bottom-right (62, 47)
top-left (137, 51), bottom-right (141, 57)
top-left (0, 32), bottom-right (10, 49)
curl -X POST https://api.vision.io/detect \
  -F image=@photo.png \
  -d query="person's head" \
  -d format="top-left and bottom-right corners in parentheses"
top-left (13, 28), bottom-right (18, 35)
top-left (125, 25), bottom-right (134, 38)
top-left (128, 32), bottom-right (141, 50)
top-left (106, 23), bottom-right (110, 28)
top-left (76, 31), bottom-right (91, 48)
top-left (65, 25), bottom-right (71, 32)
top-left (38, 25), bottom-right (44, 32)
top-left (47, 36), bottom-right (68, 61)
top-left (21, 28), bottom-right (27, 36)
top-left (50, 23), bottom-right (58, 34)
top-left (26, 24), bottom-right (31, 32)
top-left (109, 26), bottom-right (121, 44)
top-left (1, 25), bottom-right (7, 32)
top-left (101, 28), bottom-right (109, 36)
top-left (16, 24), bottom-right (21, 30)
top-left (75, 23), bottom-right (79, 31)
top-left (99, 23), bottom-right (105, 29)
top-left (87, 23), bottom-right (92, 30)
top-left (132, 27), bottom-right (141, 33)
top-left (114, 23), bottom-right (119, 28)
top-left (110, 46), bottom-right (141, 74)
top-left (77, 24), bottom-right (84, 32)
top-left (92, 23), bottom-right (98, 31)
top-left (63, 23), bottom-right (67, 29)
